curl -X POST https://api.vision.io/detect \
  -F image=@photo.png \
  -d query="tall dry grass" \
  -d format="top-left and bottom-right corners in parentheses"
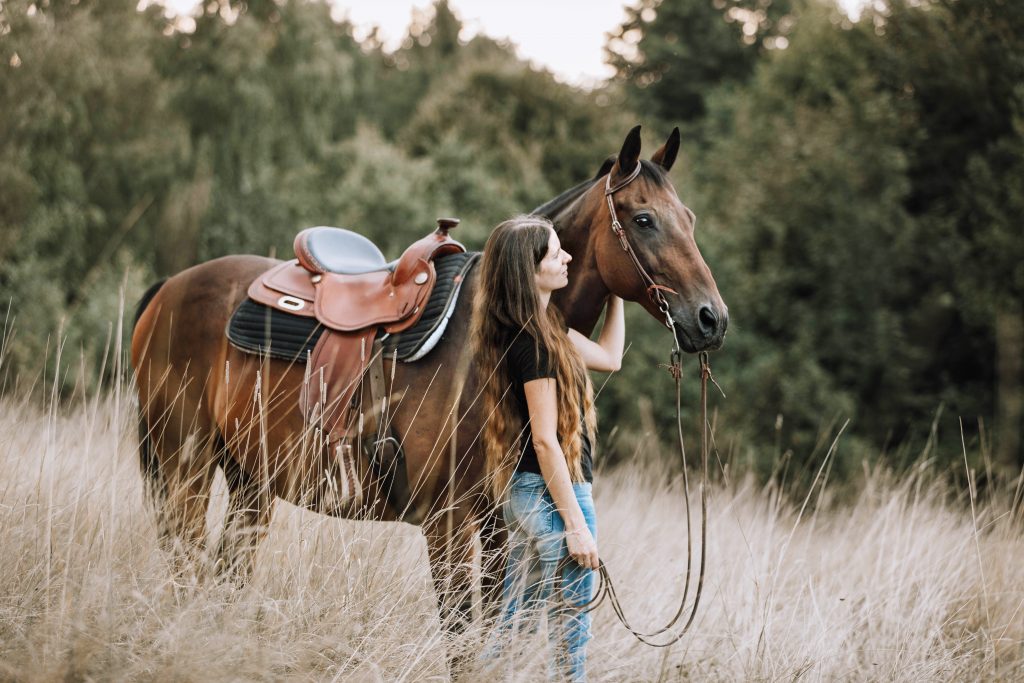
top-left (0, 385), bottom-right (1021, 681)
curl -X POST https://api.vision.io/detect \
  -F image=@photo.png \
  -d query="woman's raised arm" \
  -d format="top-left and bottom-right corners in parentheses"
top-left (568, 295), bottom-right (624, 372)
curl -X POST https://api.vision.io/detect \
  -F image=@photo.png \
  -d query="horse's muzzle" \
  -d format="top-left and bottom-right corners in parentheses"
top-left (675, 303), bottom-right (728, 353)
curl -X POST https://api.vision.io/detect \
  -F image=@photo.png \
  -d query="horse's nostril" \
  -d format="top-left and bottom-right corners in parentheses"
top-left (698, 305), bottom-right (718, 334)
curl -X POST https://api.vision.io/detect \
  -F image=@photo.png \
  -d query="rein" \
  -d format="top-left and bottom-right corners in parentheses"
top-left (569, 353), bottom-right (711, 648)
top-left (559, 163), bottom-right (714, 647)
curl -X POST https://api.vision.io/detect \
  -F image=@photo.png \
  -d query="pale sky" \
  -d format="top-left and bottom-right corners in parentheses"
top-left (156, 0), bottom-right (867, 88)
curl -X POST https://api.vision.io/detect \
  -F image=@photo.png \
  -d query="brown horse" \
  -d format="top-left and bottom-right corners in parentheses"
top-left (130, 125), bottom-right (727, 633)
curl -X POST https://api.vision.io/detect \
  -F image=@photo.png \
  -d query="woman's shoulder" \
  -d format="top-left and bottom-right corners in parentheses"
top-left (503, 329), bottom-right (550, 359)
top-left (505, 329), bottom-right (555, 380)
top-left (505, 328), bottom-right (540, 350)
top-left (499, 317), bottom-right (565, 355)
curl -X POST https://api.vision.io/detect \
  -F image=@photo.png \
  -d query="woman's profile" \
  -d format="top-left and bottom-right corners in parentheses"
top-left (472, 214), bottom-right (624, 681)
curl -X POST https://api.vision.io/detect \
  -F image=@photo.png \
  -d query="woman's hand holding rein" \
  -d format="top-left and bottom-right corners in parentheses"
top-left (565, 525), bottom-right (599, 570)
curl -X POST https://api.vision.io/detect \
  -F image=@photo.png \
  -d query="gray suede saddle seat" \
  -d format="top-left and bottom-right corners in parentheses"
top-left (295, 226), bottom-right (398, 275)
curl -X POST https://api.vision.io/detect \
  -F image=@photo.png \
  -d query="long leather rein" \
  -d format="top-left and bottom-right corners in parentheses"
top-left (561, 163), bottom-right (714, 647)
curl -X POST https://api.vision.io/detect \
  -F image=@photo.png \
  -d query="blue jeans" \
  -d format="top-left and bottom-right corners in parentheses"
top-left (499, 471), bottom-right (596, 682)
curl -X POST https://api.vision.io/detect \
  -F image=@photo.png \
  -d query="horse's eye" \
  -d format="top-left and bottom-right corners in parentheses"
top-left (634, 214), bottom-right (654, 229)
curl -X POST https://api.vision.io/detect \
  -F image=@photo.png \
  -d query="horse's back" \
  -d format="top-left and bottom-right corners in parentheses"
top-left (132, 255), bottom-right (277, 371)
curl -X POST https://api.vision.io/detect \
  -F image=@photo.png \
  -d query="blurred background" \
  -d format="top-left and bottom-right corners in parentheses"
top-left (1, 0), bottom-right (1020, 485)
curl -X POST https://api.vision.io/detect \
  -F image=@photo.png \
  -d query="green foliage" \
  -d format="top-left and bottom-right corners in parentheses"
top-left (0, 0), bottom-right (182, 390)
top-left (364, 0), bottom-right (466, 138)
top-left (1, 0), bottom-right (1018, 476)
top-left (318, 125), bottom-right (453, 255)
top-left (701, 12), bottom-right (911, 471)
top-left (159, 1), bottom-right (372, 263)
top-left (961, 109), bottom-right (1024, 317)
top-left (683, 0), bottom-right (1024, 470)
top-left (855, 0), bottom-right (1024, 466)
top-left (401, 52), bottom-right (634, 210)
top-left (607, 0), bottom-right (794, 128)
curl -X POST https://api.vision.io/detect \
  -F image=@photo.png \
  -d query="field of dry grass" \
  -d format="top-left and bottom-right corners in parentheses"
top-left (1, 385), bottom-right (1021, 682)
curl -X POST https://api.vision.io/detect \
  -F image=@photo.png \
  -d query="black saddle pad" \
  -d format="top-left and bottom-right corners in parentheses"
top-left (226, 298), bottom-right (323, 363)
top-left (226, 251), bottom-right (479, 364)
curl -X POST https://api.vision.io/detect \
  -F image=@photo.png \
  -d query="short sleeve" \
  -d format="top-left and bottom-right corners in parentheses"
top-left (508, 334), bottom-right (556, 384)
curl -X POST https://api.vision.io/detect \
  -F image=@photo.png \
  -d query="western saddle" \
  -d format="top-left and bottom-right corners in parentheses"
top-left (246, 218), bottom-right (466, 508)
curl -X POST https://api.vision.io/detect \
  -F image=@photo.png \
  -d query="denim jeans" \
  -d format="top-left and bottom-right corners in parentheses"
top-left (498, 471), bottom-right (596, 682)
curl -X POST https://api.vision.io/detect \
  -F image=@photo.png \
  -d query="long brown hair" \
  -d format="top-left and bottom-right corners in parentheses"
top-left (470, 215), bottom-right (597, 500)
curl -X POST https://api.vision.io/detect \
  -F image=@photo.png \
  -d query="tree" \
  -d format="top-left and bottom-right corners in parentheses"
top-left (856, 0), bottom-right (1024, 471)
top-left (693, 4), bottom-right (914, 473)
top-left (401, 53), bottom-right (634, 212)
top-left (0, 0), bottom-right (184, 390)
top-left (681, 0), bottom-right (1024, 474)
top-left (362, 0), bottom-right (466, 139)
top-left (607, 0), bottom-right (794, 128)
top-left (155, 0), bottom-right (375, 264)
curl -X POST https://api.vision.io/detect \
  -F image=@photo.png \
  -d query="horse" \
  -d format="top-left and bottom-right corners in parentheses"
top-left (130, 125), bottom-right (728, 637)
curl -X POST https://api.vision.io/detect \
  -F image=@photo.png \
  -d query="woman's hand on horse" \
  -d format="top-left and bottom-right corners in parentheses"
top-left (566, 525), bottom-right (599, 570)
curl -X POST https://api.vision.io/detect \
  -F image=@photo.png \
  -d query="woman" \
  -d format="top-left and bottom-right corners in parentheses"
top-left (472, 215), bottom-right (624, 681)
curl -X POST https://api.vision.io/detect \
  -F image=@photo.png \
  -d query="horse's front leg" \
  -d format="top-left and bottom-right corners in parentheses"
top-left (424, 510), bottom-right (480, 636)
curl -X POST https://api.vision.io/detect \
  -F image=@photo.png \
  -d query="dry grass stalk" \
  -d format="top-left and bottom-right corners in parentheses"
top-left (0, 390), bottom-right (1021, 681)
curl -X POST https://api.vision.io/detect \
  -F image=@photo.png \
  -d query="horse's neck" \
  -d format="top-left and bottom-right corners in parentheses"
top-left (551, 198), bottom-right (609, 336)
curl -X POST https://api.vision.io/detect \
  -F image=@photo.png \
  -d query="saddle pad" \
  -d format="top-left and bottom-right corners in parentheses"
top-left (226, 297), bottom-right (324, 363)
top-left (384, 251), bottom-right (479, 361)
top-left (227, 251), bottom-right (479, 364)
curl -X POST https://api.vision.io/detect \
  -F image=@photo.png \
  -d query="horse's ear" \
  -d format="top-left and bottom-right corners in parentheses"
top-left (612, 125), bottom-right (642, 179)
top-left (651, 127), bottom-right (680, 171)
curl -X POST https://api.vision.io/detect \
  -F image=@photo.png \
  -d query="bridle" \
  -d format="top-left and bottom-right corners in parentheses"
top-left (604, 163), bottom-right (680, 333)
top-left (559, 163), bottom-right (715, 647)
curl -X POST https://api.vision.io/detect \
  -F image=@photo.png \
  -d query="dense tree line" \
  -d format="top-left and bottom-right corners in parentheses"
top-left (608, 0), bottom-right (1023, 479)
top-left (0, 0), bottom-right (1019, 479)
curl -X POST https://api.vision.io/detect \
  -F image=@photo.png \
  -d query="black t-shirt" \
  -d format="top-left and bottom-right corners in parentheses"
top-left (505, 331), bottom-right (593, 483)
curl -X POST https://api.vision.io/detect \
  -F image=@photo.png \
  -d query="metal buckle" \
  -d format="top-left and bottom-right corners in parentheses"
top-left (277, 295), bottom-right (305, 311)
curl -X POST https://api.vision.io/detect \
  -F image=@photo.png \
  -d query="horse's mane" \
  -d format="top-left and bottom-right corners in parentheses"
top-left (531, 157), bottom-right (669, 219)
top-left (531, 157), bottom-right (615, 218)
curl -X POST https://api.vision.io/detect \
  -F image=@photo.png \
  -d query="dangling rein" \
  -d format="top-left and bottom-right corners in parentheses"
top-left (562, 351), bottom-right (714, 648)
top-left (558, 163), bottom-right (717, 647)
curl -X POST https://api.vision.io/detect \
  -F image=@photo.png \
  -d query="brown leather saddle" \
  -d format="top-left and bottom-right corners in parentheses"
top-left (247, 218), bottom-right (465, 455)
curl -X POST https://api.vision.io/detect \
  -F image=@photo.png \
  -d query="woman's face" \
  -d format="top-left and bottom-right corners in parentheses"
top-left (535, 228), bottom-right (572, 295)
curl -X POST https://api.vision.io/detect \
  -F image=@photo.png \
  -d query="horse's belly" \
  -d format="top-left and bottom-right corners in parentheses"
top-left (213, 358), bottom-right (399, 521)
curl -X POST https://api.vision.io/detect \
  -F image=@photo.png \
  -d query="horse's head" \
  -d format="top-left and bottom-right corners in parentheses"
top-left (560, 126), bottom-right (727, 352)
